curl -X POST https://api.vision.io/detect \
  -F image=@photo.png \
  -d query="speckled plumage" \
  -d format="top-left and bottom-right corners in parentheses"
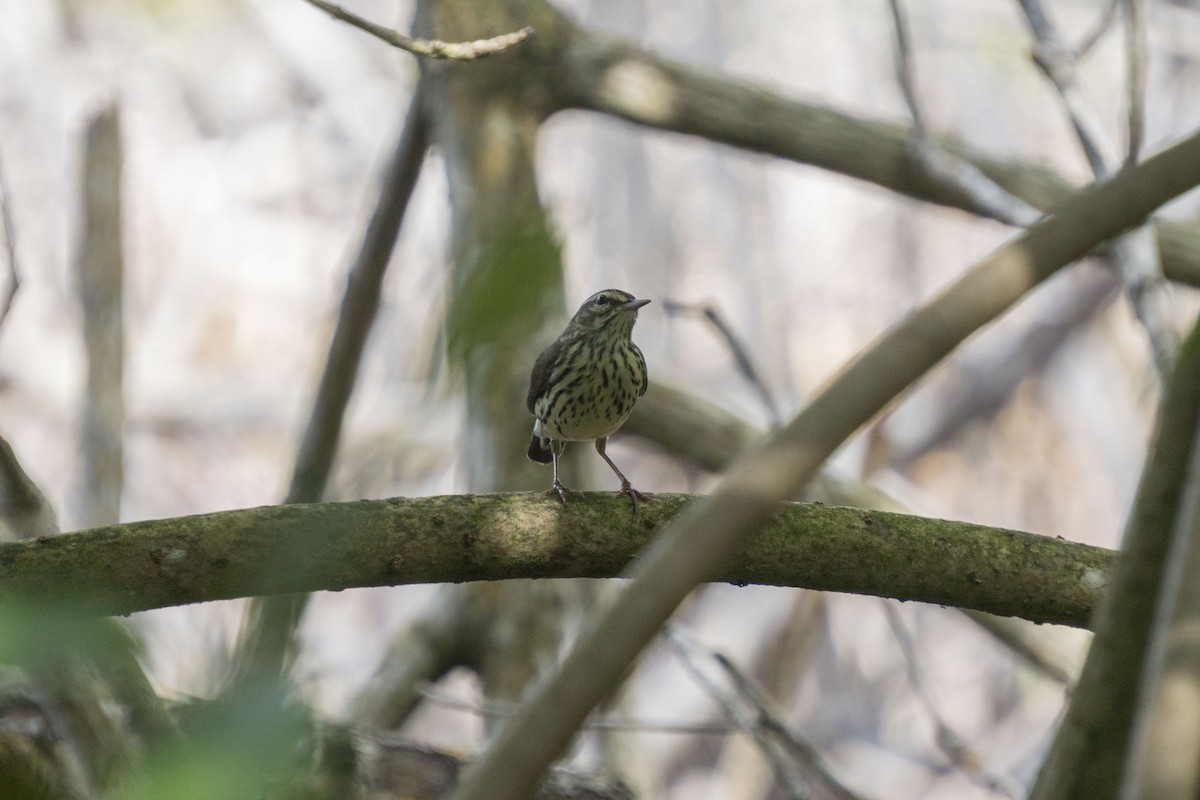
top-left (527, 289), bottom-right (650, 511)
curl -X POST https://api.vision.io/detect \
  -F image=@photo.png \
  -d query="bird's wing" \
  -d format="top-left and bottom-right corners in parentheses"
top-left (635, 343), bottom-right (649, 397)
top-left (526, 339), bottom-right (562, 414)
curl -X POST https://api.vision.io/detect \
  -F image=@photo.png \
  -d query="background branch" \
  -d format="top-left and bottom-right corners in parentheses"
top-left (550, 13), bottom-right (1200, 291)
top-left (234, 84), bottom-right (430, 683)
top-left (302, 0), bottom-right (533, 60)
top-left (75, 103), bottom-right (124, 530)
top-left (886, 0), bottom-right (1041, 227)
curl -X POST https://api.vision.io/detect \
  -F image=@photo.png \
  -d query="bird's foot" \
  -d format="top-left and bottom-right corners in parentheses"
top-left (544, 480), bottom-right (580, 506)
top-left (616, 481), bottom-right (650, 515)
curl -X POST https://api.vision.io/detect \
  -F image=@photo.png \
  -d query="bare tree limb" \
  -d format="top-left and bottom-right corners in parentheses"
top-left (0, 493), bottom-right (1110, 628)
top-left (302, 0), bottom-right (533, 60)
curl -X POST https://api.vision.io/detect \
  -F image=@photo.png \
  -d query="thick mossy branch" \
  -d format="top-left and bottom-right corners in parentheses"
top-left (0, 494), bottom-right (1108, 627)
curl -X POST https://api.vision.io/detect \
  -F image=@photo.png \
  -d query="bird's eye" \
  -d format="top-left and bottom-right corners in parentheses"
top-left (594, 295), bottom-right (610, 306)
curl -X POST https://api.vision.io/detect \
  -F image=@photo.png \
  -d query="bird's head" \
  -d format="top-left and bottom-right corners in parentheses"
top-left (569, 289), bottom-right (651, 333)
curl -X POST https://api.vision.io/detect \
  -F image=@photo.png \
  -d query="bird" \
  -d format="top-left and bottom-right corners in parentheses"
top-left (527, 289), bottom-right (651, 513)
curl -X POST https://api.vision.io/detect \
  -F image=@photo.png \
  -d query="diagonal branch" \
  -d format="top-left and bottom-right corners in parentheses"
top-left (302, 0), bottom-right (533, 60)
top-left (447, 127), bottom-right (1200, 800)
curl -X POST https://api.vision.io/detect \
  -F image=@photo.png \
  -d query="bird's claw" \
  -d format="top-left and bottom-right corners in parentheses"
top-left (545, 480), bottom-right (580, 506)
top-left (617, 481), bottom-right (650, 516)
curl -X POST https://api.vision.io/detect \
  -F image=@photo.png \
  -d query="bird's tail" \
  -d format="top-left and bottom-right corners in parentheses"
top-left (527, 435), bottom-right (554, 464)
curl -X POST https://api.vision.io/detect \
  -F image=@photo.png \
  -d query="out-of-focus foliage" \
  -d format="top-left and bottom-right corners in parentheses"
top-left (446, 221), bottom-right (561, 363)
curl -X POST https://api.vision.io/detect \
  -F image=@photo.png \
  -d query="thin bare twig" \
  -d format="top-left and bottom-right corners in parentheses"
top-left (1125, 0), bottom-right (1147, 166)
top-left (417, 683), bottom-right (735, 736)
top-left (887, 0), bottom-right (1041, 227)
top-left (1019, 0), bottom-right (1116, 176)
top-left (704, 651), bottom-right (865, 800)
top-left (1075, 0), bottom-right (1123, 60)
top-left (665, 627), bottom-right (810, 800)
top-left (1017, 0), bottom-right (1177, 377)
top-left (881, 603), bottom-right (1024, 798)
top-left (886, 0), bottom-right (924, 130)
top-left (0, 157), bottom-right (18, 331)
top-left (661, 300), bottom-right (783, 427)
top-left (302, 0), bottom-right (533, 61)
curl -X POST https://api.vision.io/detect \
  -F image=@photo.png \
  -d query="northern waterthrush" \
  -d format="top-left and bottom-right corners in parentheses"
top-left (527, 289), bottom-right (650, 512)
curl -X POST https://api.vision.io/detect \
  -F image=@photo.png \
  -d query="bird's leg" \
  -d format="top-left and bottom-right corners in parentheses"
top-left (595, 438), bottom-right (649, 514)
top-left (545, 440), bottom-right (578, 505)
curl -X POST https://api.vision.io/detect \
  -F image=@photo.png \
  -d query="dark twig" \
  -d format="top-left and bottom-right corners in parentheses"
top-left (234, 85), bottom-right (430, 683)
top-left (669, 626), bottom-right (866, 800)
top-left (0, 435), bottom-right (59, 541)
top-left (882, 603), bottom-right (1023, 798)
top-left (707, 655), bottom-right (864, 800)
top-left (662, 300), bottom-right (783, 427)
top-left (886, 0), bottom-right (924, 130)
top-left (302, 0), bottom-right (533, 61)
top-left (0, 157), bottom-right (18, 331)
top-left (665, 627), bottom-right (809, 799)
top-left (285, 84), bottom-right (428, 507)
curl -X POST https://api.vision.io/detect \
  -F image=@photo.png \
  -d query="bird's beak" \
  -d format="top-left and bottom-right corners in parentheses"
top-left (623, 298), bottom-right (651, 312)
